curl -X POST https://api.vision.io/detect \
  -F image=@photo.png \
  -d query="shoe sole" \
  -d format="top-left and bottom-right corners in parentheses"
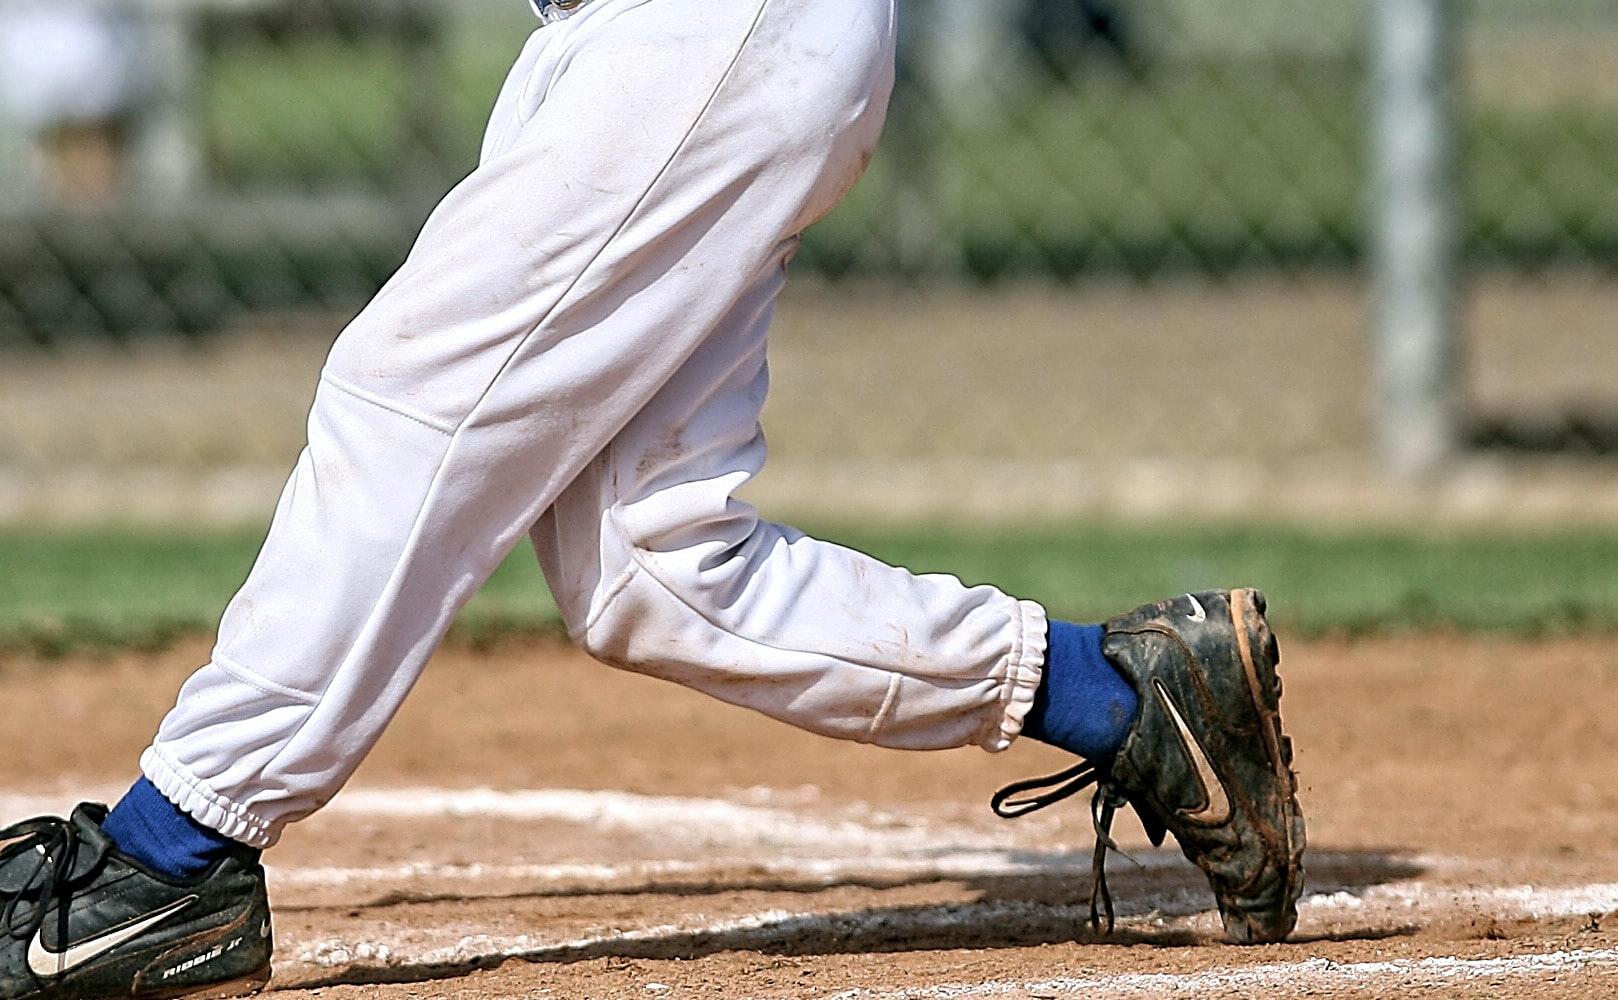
top-left (150, 967), bottom-right (271, 1000)
top-left (1229, 588), bottom-right (1307, 918)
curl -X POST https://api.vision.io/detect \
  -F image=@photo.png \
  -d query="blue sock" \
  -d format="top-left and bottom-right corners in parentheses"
top-left (1023, 621), bottom-right (1140, 760)
top-left (101, 778), bottom-right (238, 880)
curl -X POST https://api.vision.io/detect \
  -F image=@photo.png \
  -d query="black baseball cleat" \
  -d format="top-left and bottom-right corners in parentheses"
top-left (994, 588), bottom-right (1306, 944)
top-left (0, 804), bottom-right (272, 999)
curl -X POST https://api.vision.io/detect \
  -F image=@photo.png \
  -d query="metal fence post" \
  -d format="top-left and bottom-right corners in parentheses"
top-left (929, 0), bottom-right (1004, 117)
top-left (1369, 0), bottom-right (1462, 477)
top-left (130, 0), bottom-right (202, 204)
top-left (886, 0), bottom-right (1012, 276)
top-left (0, 115), bottom-right (39, 212)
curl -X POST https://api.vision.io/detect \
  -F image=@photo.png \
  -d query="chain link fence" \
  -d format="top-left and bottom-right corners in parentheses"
top-left (2, 0), bottom-right (1615, 340)
top-left (1, 0), bottom-right (1616, 524)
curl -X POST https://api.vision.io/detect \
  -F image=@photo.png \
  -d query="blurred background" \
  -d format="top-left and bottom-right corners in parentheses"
top-left (2, 0), bottom-right (1617, 646)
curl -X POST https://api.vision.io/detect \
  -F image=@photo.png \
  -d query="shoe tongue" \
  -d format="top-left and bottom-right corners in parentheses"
top-left (1100, 630), bottom-right (1149, 682)
top-left (0, 806), bottom-right (115, 893)
top-left (65, 804), bottom-right (116, 879)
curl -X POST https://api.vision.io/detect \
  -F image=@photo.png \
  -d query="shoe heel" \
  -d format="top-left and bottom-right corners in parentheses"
top-left (1231, 586), bottom-right (1306, 875)
top-left (1230, 588), bottom-right (1290, 777)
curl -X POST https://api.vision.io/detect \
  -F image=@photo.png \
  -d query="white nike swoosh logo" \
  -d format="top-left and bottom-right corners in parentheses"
top-left (1184, 594), bottom-right (1207, 623)
top-left (1153, 680), bottom-right (1232, 825)
top-left (28, 896), bottom-right (198, 979)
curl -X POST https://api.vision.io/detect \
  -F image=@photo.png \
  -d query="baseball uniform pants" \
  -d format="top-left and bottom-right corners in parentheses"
top-left (142, 0), bottom-right (1048, 848)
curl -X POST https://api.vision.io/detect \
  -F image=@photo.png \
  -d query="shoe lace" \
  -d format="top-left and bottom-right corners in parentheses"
top-left (0, 816), bottom-right (105, 949)
top-left (991, 763), bottom-right (1135, 934)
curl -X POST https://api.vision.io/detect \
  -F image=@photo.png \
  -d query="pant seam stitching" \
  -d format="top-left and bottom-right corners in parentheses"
top-left (212, 651), bottom-right (323, 706)
top-left (582, 558), bottom-right (640, 638)
top-left (320, 371), bottom-right (456, 436)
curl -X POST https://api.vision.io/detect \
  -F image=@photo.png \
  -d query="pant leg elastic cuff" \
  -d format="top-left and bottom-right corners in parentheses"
top-left (140, 745), bottom-right (279, 850)
top-left (980, 599), bottom-right (1048, 752)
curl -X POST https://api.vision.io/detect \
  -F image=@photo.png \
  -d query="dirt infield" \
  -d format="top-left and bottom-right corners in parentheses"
top-left (5, 633), bottom-right (1618, 998)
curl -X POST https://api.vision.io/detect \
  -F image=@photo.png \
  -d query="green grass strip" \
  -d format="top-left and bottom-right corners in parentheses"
top-left (825, 522), bottom-right (1618, 636)
top-left (2, 523), bottom-right (1614, 656)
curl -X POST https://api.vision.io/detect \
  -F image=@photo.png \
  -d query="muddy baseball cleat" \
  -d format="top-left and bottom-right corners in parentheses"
top-left (0, 805), bottom-right (272, 999)
top-left (994, 588), bottom-right (1306, 944)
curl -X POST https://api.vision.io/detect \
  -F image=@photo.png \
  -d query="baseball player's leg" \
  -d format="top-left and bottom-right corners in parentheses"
top-left (133, 0), bottom-right (902, 850)
top-left (532, 278), bottom-right (1055, 752)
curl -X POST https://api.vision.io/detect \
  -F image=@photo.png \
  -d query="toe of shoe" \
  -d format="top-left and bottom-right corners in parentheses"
top-left (1217, 895), bottom-right (1298, 945)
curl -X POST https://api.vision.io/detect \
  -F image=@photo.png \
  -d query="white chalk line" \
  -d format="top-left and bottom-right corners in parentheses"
top-left (1308, 881), bottom-right (1618, 922)
top-left (820, 949), bottom-right (1618, 998)
top-left (0, 784), bottom-right (1017, 854)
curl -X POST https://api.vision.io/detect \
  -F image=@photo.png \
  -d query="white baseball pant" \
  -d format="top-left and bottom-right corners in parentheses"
top-left (142, 0), bottom-right (1048, 849)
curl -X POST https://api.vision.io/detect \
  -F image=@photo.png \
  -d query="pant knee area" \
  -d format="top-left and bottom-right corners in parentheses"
top-left (570, 557), bottom-right (692, 675)
top-left (574, 502), bottom-right (766, 671)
